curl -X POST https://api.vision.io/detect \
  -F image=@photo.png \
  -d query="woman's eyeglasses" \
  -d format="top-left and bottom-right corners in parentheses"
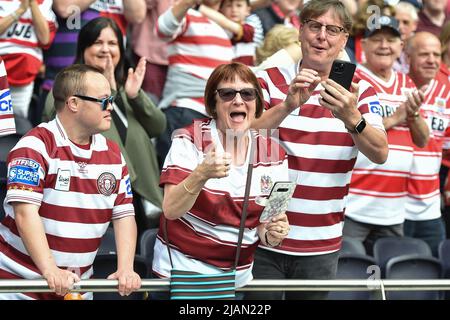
top-left (216, 88), bottom-right (257, 102)
top-left (74, 94), bottom-right (115, 110)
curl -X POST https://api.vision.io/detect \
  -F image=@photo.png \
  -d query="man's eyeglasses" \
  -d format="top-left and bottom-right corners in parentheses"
top-left (304, 19), bottom-right (346, 37)
top-left (74, 94), bottom-right (115, 110)
top-left (216, 88), bottom-right (257, 102)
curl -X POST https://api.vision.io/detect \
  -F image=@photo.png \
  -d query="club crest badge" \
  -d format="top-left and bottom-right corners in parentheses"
top-left (260, 174), bottom-right (273, 194)
top-left (97, 172), bottom-right (117, 196)
top-left (435, 98), bottom-right (446, 114)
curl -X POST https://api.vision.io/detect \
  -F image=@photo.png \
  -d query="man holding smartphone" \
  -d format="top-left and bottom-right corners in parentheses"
top-left (248, 0), bottom-right (388, 300)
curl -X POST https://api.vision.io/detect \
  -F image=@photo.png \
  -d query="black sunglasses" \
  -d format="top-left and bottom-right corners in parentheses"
top-left (74, 94), bottom-right (115, 110)
top-left (216, 88), bottom-right (257, 102)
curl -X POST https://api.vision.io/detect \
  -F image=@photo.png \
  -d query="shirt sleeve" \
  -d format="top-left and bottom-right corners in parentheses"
top-left (356, 79), bottom-right (386, 133)
top-left (157, 6), bottom-right (187, 41)
top-left (112, 153), bottom-right (135, 220)
top-left (6, 133), bottom-right (48, 206)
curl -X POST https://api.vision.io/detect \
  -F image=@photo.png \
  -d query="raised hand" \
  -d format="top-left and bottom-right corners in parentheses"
top-left (20, 0), bottom-right (30, 11)
top-left (320, 80), bottom-right (361, 130)
top-left (102, 54), bottom-right (117, 91)
top-left (125, 56), bottom-right (146, 99)
top-left (284, 68), bottom-right (321, 112)
top-left (405, 89), bottom-right (425, 120)
top-left (197, 143), bottom-right (232, 180)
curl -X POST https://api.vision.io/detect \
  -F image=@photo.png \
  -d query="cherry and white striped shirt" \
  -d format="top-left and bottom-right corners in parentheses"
top-left (0, 57), bottom-right (14, 136)
top-left (153, 119), bottom-right (289, 287)
top-left (405, 78), bottom-right (450, 221)
top-left (346, 66), bottom-right (417, 226)
top-left (0, 117), bottom-right (134, 300)
top-left (257, 63), bottom-right (385, 255)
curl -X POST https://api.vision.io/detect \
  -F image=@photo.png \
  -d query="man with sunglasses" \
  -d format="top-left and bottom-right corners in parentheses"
top-left (0, 65), bottom-right (142, 299)
top-left (248, 0), bottom-right (388, 300)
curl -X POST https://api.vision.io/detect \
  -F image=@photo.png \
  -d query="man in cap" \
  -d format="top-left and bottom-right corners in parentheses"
top-left (343, 16), bottom-right (429, 254)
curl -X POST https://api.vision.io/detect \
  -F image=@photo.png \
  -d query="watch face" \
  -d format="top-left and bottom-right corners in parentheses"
top-left (355, 118), bottom-right (366, 134)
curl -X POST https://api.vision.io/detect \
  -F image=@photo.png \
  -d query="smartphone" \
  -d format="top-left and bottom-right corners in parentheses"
top-left (259, 181), bottom-right (295, 223)
top-left (324, 60), bottom-right (356, 104)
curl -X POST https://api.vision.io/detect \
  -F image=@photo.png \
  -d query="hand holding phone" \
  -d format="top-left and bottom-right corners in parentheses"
top-left (322, 59), bottom-right (356, 105)
top-left (258, 182), bottom-right (295, 223)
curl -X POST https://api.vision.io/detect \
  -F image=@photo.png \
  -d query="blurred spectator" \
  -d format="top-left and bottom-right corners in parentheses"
top-left (0, 64), bottom-right (141, 300)
top-left (200, 0), bottom-right (264, 66)
top-left (249, 0), bottom-right (388, 300)
top-left (439, 20), bottom-right (450, 80)
top-left (416, 0), bottom-right (449, 34)
top-left (42, 18), bottom-right (166, 235)
top-left (344, 16), bottom-right (429, 255)
top-left (155, 0), bottom-right (233, 168)
top-left (0, 57), bottom-right (14, 136)
top-left (393, 1), bottom-right (419, 73)
top-left (251, 0), bottom-right (302, 36)
top-left (37, 0), bottom-right (145, 127)
top-left (0, 0), bottom-right (56, 120)
top-left (404, 32), bottom-right (449, 257)
top-left (347, 0), bottom-right (395, 63)
top-left (255, 24), bottom-right (299, 65)
top-left (131, 0), bottom-right (174, 104)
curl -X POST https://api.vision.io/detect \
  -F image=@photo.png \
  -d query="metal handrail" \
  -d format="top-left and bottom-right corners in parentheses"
top-left (1, 279), bottom-right (450, 293)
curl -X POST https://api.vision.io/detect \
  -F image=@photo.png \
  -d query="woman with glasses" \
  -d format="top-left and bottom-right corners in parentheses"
top-left (42, 17), bottom-right (166, 237)
top-left (151, 62), bottom-right (290, 298)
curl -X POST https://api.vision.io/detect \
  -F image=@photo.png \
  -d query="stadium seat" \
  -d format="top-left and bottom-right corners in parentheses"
top-left (340, 237), bottom-right (366, 255)
top-left (385, 254), bottom-right (442, 300)
top-left (92, 254), bottom-right (149, 300)
top-left (328, 253), bottom-right (378, 300)
top-left (373, 237), bottom-right (432, 276)
top-left (139, 228), bottom-right (159, 267)
top-left (438, 239), bottom-right (450, 299)
top-left (98, 227), bottom-right (116, 255)
top-left (0, 133), bottom-right (22, 182)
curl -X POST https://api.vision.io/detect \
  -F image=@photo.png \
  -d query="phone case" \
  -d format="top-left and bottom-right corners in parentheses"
top-left (328, 59), bottom-right (356, 91)
top-left (259, 181), bottom-right (295, 223)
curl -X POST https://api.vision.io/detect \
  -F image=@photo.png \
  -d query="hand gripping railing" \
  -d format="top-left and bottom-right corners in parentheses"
top-left (2, 279), bottom-right (450, 299)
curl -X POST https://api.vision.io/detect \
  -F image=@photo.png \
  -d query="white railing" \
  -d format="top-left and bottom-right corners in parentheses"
top-left (1, 279), bottom-right (450, 299)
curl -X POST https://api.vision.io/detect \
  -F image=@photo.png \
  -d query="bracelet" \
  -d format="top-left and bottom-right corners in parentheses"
top-left (10, 11), bottom-right (19, 22)
top-left (264, 231), bottom-right (280, 247)
top-left (183, 182), bottom-right (199, 195)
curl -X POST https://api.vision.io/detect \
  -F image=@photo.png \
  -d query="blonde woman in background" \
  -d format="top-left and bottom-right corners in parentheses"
top-left (255, 24), bottom-right (299, 66)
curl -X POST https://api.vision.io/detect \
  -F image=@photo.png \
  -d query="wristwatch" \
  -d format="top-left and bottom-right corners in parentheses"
top-left (347, 117), bottom-right (366, 134)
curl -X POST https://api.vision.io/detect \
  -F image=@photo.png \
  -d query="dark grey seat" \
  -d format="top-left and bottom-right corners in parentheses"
top-left (373, 237), bottom-right (432, 276)
top-left (385, 254), bottom-right (442, 300)
top-left (328, 253), bottom-right (377, 300)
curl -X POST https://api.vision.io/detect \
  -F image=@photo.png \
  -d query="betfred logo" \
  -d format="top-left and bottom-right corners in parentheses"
top-left (10, 158), bottom-right (41, 170)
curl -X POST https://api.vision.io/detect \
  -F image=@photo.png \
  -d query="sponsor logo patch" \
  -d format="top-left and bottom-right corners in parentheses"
top-left (97, 172), bottom-right (117, 196)
top-left (8, 158), bottom-right (41, 187)
top-left (369, 101), bottom-right (382, 116)
top-left (125, 177), bottom-right (132, 198)
top-left (55, 169), bottom-right (71, 192)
